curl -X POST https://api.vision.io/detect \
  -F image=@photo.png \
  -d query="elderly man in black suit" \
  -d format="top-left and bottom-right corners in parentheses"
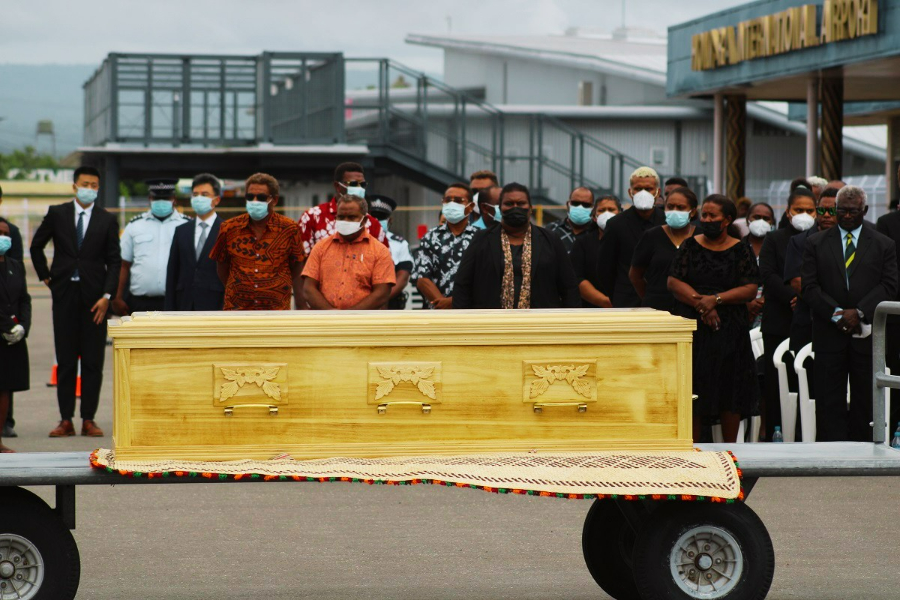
top-left (165, 173), bottom-right (225, 311)
top-left (802, 185), bottom-right (899, 441)
top-left (30, 166), bottom-right (121, 438)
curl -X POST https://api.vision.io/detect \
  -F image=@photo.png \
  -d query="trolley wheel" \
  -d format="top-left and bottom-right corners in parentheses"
top-left (632, 502), bottom-right (774, 600)
top-left (581, 499), bottom-right (642, 600)
top-left (0, 487), bottom-right (80, 600)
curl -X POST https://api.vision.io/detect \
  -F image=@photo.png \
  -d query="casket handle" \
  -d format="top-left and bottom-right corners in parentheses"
top-left (532, 402), bottom-right (588, 414)
top-left (377, 402), bottom-right (432, 415)
top-left (223, 404), bottom-right (279, 416)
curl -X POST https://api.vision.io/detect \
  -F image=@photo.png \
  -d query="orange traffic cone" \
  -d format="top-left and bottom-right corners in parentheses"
top-left (46, 363), bottom-right (58, 387)
top-left (75, 357), bottom-right (82, 399)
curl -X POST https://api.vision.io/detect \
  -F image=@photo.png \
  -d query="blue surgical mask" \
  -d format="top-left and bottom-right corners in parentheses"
top-left (246, 200), bottom-right (270, 221)
top-left (76, 187), bottom-right (98, 205)
top-left (472, 216), bottom-right (486, 230)
top-left (343, 185), bottom-right (365, 199)
top-left (665, 210), bottom-right (691, 230)
top-left (441, 202), bottom-right (467, 224)
top-left (0, 235), bottom-right (11, 256)
top-left (150, 200), bottom-right (174, 218)
top-left (379, 219), bottom-right (390, 232)
top-left (568, 205), bottom-right (592, 226)
top-left (191, 195), bottom-right (214, 216)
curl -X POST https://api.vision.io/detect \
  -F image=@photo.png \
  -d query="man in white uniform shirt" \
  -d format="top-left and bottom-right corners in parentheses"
top-left (113, 178), bottom-right (188, 314)
top-left (368, 194), bottom-right (414, 310)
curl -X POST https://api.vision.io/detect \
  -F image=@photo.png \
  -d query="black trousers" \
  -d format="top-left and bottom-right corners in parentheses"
top-left (128, 294), bottom-right (165, 312)
top-left (762, 333), bottom-right (796, 441)
top-left (52, 283), bottom-right (107, 421)
top-left (814, 345), bottom-right (873, 442)
top-left (3, 393), bottom-right (13, 428)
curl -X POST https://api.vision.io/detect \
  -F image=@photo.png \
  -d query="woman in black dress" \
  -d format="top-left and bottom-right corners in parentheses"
top-left (0, 218), bottom-right (30, 453)
top-left (667, 195), bottom-right (760, 443)
top-left (570, 195), bottom-right (621, 307)
top-left (742, 202), bottom-right (776, 328)
top-left (629, 186), bottom-right (697, 313)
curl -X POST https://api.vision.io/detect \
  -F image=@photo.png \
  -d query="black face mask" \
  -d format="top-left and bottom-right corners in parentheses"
top-left (699, 220), bottom-right (724, 239)
top-left (501, 207), bottom-right (530, 228)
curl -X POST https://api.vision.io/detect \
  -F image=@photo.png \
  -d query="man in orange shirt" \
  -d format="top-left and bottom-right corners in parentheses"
top-left (302, 195), bottom-right (395, 310)
top-left (211, 173), bottom-right (305, 310)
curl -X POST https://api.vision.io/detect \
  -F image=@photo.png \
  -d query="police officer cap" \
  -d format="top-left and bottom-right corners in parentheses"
top-left (368, 194), bottom-right (397, 220)
top-left (146, 178), bottom-right (179, 198)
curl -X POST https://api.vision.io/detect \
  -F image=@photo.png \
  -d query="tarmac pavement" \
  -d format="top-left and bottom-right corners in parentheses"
top-left (4, 291), bottom-right (900, 599)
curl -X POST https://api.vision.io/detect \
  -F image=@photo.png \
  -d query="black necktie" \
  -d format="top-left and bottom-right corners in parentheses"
top-left (74, 211), bottom-right (85, 280)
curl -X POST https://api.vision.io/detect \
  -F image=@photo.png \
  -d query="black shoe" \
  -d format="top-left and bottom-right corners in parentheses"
top-left (2, 424), bottom-right (17, 438)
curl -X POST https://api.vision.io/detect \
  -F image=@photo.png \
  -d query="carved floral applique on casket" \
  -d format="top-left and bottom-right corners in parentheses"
top-left (522, 360), bottom-right (597, 403)
top-left (213, 363), bottom-right (288, 405)
top-left (367, 362), bottom-right (443, 405)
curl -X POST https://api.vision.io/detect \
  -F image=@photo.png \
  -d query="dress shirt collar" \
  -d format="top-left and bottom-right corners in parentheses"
top-left (332, 228), bottom-right (371, 244)
top-left (838, 223), bottom-right (862, 246)
top-left (73, 199), bottom-right (94, 216)
top-left (198, 211), bottom-right (217, 226)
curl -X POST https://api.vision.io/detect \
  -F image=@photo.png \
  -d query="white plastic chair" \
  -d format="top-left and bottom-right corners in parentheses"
top-left (793, 343), bottom-right (816, 442)
top-left (773, 338), bottom-right (797, 442)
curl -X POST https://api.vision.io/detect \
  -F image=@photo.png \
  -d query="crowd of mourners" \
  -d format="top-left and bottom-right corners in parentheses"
top-left (0, 161), bottom-right (898, 451)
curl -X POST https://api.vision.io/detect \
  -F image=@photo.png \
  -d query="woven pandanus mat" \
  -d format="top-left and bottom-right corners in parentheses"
top-left (91, 449), bottom-right (743, 502)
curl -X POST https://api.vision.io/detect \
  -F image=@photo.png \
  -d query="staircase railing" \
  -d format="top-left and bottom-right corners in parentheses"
top-left (345, 58), bottom-right (644, 202)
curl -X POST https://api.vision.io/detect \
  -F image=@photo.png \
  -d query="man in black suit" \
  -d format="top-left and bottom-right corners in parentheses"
top-left (802, 185), bottom-right (899, 441)
top-left (165, 173), bottom-right (225, 311)
top-left (876, 166), bottom-right (900, 431)
top-left (30, 166), bottom-right (121, 438)
top-left (0, 184), bottom-right (23, 438)
top-left (596, 167), bottom-right (665, 307)
top-left (758, 187), bottom-right (817, 440)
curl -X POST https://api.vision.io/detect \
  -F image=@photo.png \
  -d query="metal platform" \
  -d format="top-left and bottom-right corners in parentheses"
top-left (2, 443), bottom-right (900, 489)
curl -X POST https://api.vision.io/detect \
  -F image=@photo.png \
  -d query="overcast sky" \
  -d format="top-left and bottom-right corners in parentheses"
top-left (3, 0), bottom-right (747, 71)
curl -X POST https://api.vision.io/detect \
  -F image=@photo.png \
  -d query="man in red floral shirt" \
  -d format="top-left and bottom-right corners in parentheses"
top-left (298, 162), bottom-right (389, 257)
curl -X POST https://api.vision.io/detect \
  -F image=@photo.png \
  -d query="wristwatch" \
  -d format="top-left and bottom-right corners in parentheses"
top-left (715, 294), bottom-right (723, 305)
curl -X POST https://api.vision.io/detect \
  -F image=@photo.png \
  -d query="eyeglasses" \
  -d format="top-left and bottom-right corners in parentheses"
top-left (442, 196), bottom-right (469, 204)
top-left (816, 207), bottom-right (837, 216)
top-left (836, 208), bottom-right (863, 216)
top-left (340, 180), bottom-right (367, 189)
top-left (245, 194), bottom-right (272, 202)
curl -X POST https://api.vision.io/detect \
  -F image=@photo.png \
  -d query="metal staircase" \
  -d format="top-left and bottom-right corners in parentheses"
top-left (344, 59), bottom-right (645, 202)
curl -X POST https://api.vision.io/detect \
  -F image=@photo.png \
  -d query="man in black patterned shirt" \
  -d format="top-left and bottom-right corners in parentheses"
top-left (412, 183), bottom-right (478, 309)
top-left (546, 187), bottom-right (594, 253)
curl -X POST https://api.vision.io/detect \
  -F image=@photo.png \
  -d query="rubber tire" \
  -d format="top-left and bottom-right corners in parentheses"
top-left (0, 487), bottom-right (81, 600)
top-left (581, 499), bottom-right (643, 600)
top-left (632, 502), bottom-right (774, 600)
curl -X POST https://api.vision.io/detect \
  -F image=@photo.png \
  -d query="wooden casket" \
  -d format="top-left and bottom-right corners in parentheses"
top-left (108, 309), bottom-right (696, 461)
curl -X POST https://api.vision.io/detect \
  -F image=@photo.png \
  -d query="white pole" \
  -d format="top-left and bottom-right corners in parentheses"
top-left (713, 92), bottom-right (724, 194)
top-left (806, 78), bottom-right (819, 177)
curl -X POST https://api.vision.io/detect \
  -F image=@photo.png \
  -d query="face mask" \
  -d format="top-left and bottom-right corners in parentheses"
top-left (568, 205), bottom-right (592, 226)
top-left (76, 187), bottom-right (98, 205)
top-left (0, 235), bottom-right (11, 256)
top-left (472, 217), bottom-right (486, 230)
top-left (501, 206), bottom-right (530, 228)
top-left (150, 200), bottom-right (174, 218)
top-left (342, 184), bottom-right (366, 199)
top-left (335, 218), bottom-right (364, 237)
top-left (378, 219), bottom-right (390, 233)
top-left (699, 220), bottom-right (725, 239)
top-left (596, 212), bottom-right (615, 230)
top-left (441, 202), bottom-right (468, 224)
top-left (487, 205), bottom-right (501, 223)
top-left (791, 213), bottom-right (815, 232)
top-left (632, 190), bottom-right (656, 211)
top-left (665, 210), bottom-right (691, 229)
top-left (246, 200), bottom-right (270, 221)
top-left (749, 219), bottom-right (773, 238)
top-left (191, 195), bottom-right (214, 216)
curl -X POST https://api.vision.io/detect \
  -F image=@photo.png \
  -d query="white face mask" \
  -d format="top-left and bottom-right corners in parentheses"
top-left (335, 218), bottom-right (364, 237)
top-left (791, 213), bottom-right (815, 232)
top-left (632, 190), bottom-right (656, 211)
top-left (748, 219), bottom-right (773, 238)
top-left (596, 212), bottom-right (616, 230)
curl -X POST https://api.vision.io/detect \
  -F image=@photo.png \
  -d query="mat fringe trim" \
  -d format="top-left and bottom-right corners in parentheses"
top-left (89, 449), bottom-right (744, 503)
